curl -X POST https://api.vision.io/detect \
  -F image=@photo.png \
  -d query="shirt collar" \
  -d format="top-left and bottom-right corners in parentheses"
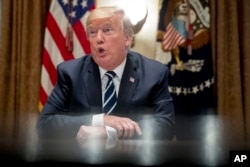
top-left (99, 57), bottom-right (127, 80)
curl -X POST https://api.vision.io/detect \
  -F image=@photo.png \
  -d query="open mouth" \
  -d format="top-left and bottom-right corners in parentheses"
top-left (98, 47), bottom-right (105, 53)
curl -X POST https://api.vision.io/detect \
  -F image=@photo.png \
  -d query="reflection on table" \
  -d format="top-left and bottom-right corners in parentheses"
top-left (0, 115), bottom-right (249, 166)
top-left (34, 139), bottom-right (228, 166)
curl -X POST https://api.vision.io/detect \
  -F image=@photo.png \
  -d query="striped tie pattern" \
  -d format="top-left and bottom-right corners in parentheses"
top-left (103, 71), bottom-right (117, 114)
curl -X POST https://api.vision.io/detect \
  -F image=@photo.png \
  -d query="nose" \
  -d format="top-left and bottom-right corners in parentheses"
top-left (96, 30), bottom-right (104, 44)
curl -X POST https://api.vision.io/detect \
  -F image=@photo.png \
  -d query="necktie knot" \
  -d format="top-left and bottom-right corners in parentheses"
top-left (105, 71), bottom-right (116, 80)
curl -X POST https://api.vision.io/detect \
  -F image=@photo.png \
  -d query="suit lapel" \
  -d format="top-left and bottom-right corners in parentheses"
top-left (115, 54), bottom-right (139, 113)
top-left (83, 58), bottom-right (102, 111)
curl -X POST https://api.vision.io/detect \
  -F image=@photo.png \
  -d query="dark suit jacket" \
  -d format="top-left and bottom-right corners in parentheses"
top-left (37, 51), bottom-right (175, 140)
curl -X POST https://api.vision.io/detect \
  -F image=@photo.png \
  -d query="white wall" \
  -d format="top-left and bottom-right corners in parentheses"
top-left (95, 0), bottom-right (160, 60)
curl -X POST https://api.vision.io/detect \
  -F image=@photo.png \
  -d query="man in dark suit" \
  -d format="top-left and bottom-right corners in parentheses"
top-left (36, 6), bottom-right (175, 142)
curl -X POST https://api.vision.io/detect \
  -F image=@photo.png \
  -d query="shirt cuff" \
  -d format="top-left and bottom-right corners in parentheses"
top-left (105, 125), bottom-right (118, 140)
top-left (92, 113), bottom-right (104, 126)
top-left (105, 126), bottom-right (118, 149)
top-left (92, 114), bottom-right (118, 140)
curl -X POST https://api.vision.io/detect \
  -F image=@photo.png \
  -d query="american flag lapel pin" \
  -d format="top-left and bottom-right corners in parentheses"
top-left (129, 77), bottom-right (135, 83)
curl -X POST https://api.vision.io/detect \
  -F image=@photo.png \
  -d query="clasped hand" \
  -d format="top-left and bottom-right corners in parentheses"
top-left (76, 115), bottom-right (142, 142)
top-left (103, 115), bottom-right (142, 139)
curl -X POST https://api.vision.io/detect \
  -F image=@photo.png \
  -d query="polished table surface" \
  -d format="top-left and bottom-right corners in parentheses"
top-left (0, 137), bottom-right (249, 166)
top-left (0, 114), bottom-right (249, 166)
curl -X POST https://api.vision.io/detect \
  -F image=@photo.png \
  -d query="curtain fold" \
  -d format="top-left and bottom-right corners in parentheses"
top-left (211, 0), bottom-right (250, 141)
top-left (240, 0), bottom-right (250, 141)
top-left (0, 0), bottom-right (51, 140)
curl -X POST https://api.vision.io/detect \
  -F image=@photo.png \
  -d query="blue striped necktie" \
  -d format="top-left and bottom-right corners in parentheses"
top-left (103, 71), bottom-right (117, 114)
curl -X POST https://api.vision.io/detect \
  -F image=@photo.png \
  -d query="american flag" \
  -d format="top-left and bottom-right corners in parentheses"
top-left (162, 18), bottom-right (187, 51)
top-left (39, 0), bottom-right (95, 111)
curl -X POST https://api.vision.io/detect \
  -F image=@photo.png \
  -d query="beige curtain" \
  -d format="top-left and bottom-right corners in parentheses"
top-left (0, 0), bottom-right (50, 140)
top-left (211, 0), bottom-right (250, 141)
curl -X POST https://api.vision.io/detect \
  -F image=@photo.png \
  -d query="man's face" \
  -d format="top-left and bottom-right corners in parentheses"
top-left (87, 15), bottom-right (131, 70)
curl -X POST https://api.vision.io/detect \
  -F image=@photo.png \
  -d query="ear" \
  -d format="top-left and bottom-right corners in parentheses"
top-left (125, 35), bottom-right (133, 48)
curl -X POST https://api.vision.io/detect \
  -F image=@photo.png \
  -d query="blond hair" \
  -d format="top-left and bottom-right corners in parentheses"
top-left (86, 6), bottom-right (134, 38)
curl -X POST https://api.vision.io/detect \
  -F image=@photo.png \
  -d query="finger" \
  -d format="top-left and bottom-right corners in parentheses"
top-left (121, 123), bottom-right (132, 139)
top-left (76, 133), bottom-right (81, 141)
top-left (76, 128), bottom-right (82, 141)
top-left (116, 124), bottom-right (124, 138)
top-left (132, 121), bottom-right (142, 136)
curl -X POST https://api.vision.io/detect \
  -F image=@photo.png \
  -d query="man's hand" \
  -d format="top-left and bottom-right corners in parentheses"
top-left (103, 115), bottom-right (142, 139)
top-left (76, 125), bottom-right (106, 141)
top-left (76, 126), bottom-right (108, 149)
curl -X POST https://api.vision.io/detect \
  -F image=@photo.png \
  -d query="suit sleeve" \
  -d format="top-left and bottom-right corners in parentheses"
top-left (36, 63), bottom-right (93, 139)
top-left (135, 66), bottom-right (175, 140)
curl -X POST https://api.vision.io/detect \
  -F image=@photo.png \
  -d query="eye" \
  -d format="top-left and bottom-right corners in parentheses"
top-left (88, 29), bottom-right (97, 37)
top-left (103, 26), bottom-right (113, 34)
top-left (104, 27), bottom-right (111, 32)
